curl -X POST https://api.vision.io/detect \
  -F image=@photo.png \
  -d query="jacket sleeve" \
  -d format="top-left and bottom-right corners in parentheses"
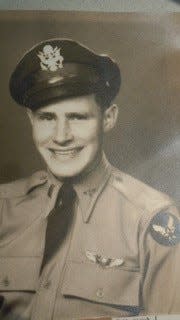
top-left (139, 204), bottom-right (180, 314)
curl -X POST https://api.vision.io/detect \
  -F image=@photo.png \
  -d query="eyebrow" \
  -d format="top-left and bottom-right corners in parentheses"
top-left (36, 111), bottom-right (92, 117)
top-left (66, 112), bottom-right (91, 117)
top-left (36, 111), bottom-right (55, 116)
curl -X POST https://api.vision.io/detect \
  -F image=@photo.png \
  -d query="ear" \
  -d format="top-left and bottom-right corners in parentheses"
top-left (103, 104), bottom-right (118, 133)
top-left (26, 108), bottom-right (34, 125)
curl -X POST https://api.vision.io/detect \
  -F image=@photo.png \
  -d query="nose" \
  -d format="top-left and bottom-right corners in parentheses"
top-left (53, 118), bottom-right (73, 145)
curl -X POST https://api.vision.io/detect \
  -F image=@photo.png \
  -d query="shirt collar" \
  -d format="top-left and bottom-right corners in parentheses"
top-left (46, 153), bottom-right (112, 222)
top-left (26, 170), bottom-right (49, 194)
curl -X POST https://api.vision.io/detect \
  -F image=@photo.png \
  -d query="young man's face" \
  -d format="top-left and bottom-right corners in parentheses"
top-left (28, 94), bottom-right (117, 180)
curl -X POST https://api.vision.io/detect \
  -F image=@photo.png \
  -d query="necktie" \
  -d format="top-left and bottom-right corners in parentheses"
top-left (40, 183), bottom-right (76, 273)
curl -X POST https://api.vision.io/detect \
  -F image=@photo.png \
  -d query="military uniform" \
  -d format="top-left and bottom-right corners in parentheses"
top-left (0, 156), bottom-right (179, 319)
top-left (2, 38), bottom-right (180, 319)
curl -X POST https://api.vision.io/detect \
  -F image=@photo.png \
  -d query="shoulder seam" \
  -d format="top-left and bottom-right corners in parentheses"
top-left (109, 174), bottom-right (172, 215)
top-left (109, 179), bottom-right (148, 214)
top-left (0, 170), bottom-right (48, 199)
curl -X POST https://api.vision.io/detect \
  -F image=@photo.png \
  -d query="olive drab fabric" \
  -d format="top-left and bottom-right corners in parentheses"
top-left (0, 156), bottom-right (179, 320)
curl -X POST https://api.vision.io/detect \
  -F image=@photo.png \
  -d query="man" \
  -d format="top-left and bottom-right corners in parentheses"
top-left (0, 38), bottom-right (179, 320)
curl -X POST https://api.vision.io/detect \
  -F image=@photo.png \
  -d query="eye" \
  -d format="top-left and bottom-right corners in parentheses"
top-left (36, 113), bottom-right (55, 121)
top-left (69, 113), bottom-right (89, 120)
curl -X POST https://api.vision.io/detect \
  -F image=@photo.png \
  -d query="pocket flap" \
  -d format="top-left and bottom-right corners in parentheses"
top-left (0, 257), bottom-right (40, 291)
top-left (61, 261), bottom-right (140, 306)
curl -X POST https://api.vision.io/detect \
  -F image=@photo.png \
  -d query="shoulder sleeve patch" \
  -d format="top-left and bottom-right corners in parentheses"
top-left (149, 211), bottom-right (180, 246)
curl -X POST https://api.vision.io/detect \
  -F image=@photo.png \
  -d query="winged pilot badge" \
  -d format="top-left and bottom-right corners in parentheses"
top-left (85, 250), bottom-right (124, 268)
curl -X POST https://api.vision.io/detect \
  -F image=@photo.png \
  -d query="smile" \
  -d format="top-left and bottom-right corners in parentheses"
top-left (49, 147), bottom-right (83, 156)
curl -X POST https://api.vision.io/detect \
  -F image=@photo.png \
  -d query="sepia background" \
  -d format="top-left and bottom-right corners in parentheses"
top-left (0, 11), bottom-right (179, 207)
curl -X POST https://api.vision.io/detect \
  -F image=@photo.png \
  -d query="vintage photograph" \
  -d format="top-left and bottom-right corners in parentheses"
top-left (0, 11), bottom-right (179, 320)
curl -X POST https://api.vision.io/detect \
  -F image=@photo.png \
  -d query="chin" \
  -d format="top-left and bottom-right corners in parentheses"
top-left (48, 167), bottom-right (85, 180)
top-left (40, 146), bottom-right (101, 180)
top-left (46, 158), bottom-right (96, 181)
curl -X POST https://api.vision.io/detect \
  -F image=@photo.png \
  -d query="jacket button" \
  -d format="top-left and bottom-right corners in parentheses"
top-left (96, 288), bottom-right (104, 298)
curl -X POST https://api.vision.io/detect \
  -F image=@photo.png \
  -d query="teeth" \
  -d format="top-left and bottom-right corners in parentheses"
top-left (49, 147), bottom-right (83, 157)
top-left (51, 149), bottom-right (78, 156)
top-left (55, 150), bottom-right (75, 155)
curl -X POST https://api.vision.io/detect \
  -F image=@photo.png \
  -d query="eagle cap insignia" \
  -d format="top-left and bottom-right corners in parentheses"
top-left (37, 44), bottom-right (64, 71)
top-left (150, 211), bottom-right (180, 246)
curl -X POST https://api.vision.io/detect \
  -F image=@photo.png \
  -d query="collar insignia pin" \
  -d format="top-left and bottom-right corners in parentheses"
top-left (83, 188), bottom-right (96, 197)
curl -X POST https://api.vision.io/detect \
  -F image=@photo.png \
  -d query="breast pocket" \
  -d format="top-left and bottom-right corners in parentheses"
top-left (0, 257), bottom-right (40, 318)
top-left (0, 257), bottom-right (40, 292)
top-left (61, 261), bottom-right (140, 308)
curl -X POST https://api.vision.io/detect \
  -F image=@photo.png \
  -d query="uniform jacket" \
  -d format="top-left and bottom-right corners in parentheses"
top-left (0, 157), bottom-right (179, 320)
